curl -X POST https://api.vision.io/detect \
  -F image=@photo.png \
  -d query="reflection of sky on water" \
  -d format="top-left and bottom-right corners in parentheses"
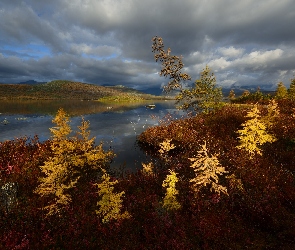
top-left (0, 115), bottom-right (53, 141)
top-left (0, 101), bottom-right (185, 171)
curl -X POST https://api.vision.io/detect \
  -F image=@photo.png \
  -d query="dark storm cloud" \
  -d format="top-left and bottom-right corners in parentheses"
top-left (0, 0), bottom-right (295, 90)
top-left (0, 2), bottom-right (65, 52)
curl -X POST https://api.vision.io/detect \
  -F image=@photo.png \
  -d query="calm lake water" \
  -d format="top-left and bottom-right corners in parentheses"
top-left (0, 100), bottom-right (185, 171)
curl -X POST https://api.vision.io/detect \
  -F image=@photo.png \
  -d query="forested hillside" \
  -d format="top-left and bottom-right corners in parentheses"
top-left (0, 80), bottom-right (160, 101)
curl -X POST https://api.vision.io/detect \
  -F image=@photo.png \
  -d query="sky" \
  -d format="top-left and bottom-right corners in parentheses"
top-left (1, 0), bottom-right (295, 92)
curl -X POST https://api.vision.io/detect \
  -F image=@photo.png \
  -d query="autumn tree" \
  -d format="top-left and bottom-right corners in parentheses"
top-left (158, 139), bottom-right (176, 155)
top-left (152, 36), bottom-right (223, 113)
top-left (262, 100), bottom-right (280, 129)
top-left (228, 89), bottom-right (236, 100)
top-left (35, 108), bottom-right (114, 216)
top-left (156, 138), bottom-right (176, 169)
top-left (151, 36), bottom-right (191, 92)
top-left (241, 90), bottom-right (250, 98)
top-left (176, 66), bottom-right (223, 112)
top-left (95, 171), bottom-right (130, 223)
top-left (162, 170), bottom-right (181, 211)
top-left (288, 77), bottom-right (295, 100)
top-left (141, 162), bottom-right (154, 176)
top-left (275, 82), bottom-right (287, 99)
top-left (189, 142), bottom-right (228, 195)
top-left (236, 105), bottom-right (277, 158)
top-left (253, 86), bottom-right (264, 100)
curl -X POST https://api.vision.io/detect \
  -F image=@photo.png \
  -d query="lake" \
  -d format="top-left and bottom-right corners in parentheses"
top-left (0, 100), bottom-right (186, 171)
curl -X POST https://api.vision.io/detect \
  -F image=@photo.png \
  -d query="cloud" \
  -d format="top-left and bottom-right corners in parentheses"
top-left (0, 0), bottom-right (295, 90)
top-left (218, 47), bottom-right (245, 58)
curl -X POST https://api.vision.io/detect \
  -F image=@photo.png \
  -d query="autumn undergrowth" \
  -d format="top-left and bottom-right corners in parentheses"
top-left (1, 100), bottom-right (295, 249)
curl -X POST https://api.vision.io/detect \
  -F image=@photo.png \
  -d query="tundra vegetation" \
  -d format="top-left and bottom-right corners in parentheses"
top-left (0, 37), bottom-right (295, 249)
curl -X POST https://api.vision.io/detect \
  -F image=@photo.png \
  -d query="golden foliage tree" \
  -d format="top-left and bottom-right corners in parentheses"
top-left (141, 162), bottom-right (154, 176)
top-left (228, 89), bottom-right (236, 100)
top-left (288, 77), bottom-right (295, 100)
top-left (176, 66), bottom-right (224, 113)
top-left (95, 171), bottom-right (130, 223)
top-left (262, 100), bottom-right (280, 129)
top-left (162, 170), bottom-right (181, 211)
top-left (35, 108), bottom-right (114, 216)
top-left (158, 139), bottom-right (176, 155)
top-left (189, 142), bottom-right (228, 195)
top-left (275, 82), bottom-right (288, 99)
top-left (157, 139), bottom-right (176, 168)
top-left (236, 105), bottom-right (277, 158)
top-left (241, 90), bottom-right (250, 97)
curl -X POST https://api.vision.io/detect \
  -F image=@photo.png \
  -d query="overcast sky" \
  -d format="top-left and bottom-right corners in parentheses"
top-left (1, 0), bottom-right (295, 91)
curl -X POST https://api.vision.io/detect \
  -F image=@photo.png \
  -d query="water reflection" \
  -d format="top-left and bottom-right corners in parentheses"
top-left (0, 100), bottom-right (185, 171)
top-left (0, 99), bottom-right (159, 116)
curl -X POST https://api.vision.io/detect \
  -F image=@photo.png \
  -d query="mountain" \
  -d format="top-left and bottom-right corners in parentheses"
top-left (0, 80), bottom-right (46, 85)
top-left (18, 80), bottom-right (40, 84)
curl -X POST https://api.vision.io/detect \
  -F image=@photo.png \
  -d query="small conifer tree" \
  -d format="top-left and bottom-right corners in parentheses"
top-left (252, 86), bottom-right (263, 100)
top-left (241, 90), bottom-right (250, 97)
top-left (262, 100), bottom-right (280, 129)
top-left (176, 66), bottom-right (224, 113)
top-left (162, 170), bottom-right (181, 211)
top-left (35, 108), bottom-right (114, 216)
top-left (95, 171), bottom-right (130, 223)
top-left (158, 139), bottom-right (176, 155)
top-left (158, 139), bottom-right (176, 166)
top-left (189, 142), bottom-right (228, 195)
top-left (288, 78), bottom-right (295, 100)
top-left (141, 162), bottom-right (154, 176)
top-left (275, 82), bottom-right (288, 99)
top-left (236, 105), bottom-right (277, 158)
top-left (228, 89), bottom-right (236, 100)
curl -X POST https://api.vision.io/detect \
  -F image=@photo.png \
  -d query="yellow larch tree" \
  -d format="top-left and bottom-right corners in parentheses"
top-left (236, 104), bottom-right (277, 158)
top-left (35, 108), bottom-right (114, 216)
top-left (158, 139), bottom-right (176, 155)
top-left (228, 89), bottom-right (236, 100)
top-left (288, 77), bottom-right (295, 100)
top-left (162, 169), bottom-right (181, 211)
top-left (95, 171), bottom-right (130, 223)
top-left (275, 82), bottom-right (288, 99)
top-left (262, 99), bottom-right (280, 129)
top-left (141, 162), bottom-right (154, 176)
top-left (189, 142), bottom-right (228, 195)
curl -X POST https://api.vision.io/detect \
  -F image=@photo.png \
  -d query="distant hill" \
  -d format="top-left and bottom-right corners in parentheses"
top-left (0, 80), bottom-right (163, 101)
top-left (17, 80), bottom-right (47, 85)
top-left (0, 80), bottom-right (46, 85)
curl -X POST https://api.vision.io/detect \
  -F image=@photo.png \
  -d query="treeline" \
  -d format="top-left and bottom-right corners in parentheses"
top-left (229, 79), bottom-right (295, 104)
